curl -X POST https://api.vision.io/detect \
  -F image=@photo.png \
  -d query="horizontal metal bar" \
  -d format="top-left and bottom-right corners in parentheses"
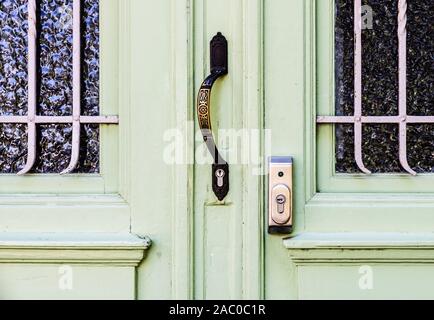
top-left (317, 116), bottom-right (357, 123)
top-left (0, 116), bottom-right (119, 124)
top-left (407, 116), bottom-right (434, 123)
top-left (317, 116), bottom-right (434, 124)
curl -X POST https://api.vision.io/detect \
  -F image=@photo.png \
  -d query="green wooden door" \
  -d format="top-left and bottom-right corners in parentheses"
top-left (184, 0), bottom-right (434, 300)
top-left (1, 0), bottom-right (433, 300)
top-left (188, 0), bottom-right (305, 299)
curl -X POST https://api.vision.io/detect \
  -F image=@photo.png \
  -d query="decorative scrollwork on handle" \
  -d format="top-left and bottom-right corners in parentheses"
top-left (197, 88), bottom-right (211, 130)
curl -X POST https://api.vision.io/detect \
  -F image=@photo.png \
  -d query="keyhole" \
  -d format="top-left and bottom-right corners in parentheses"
top-left (276, 194), bottom-right (286, 214)
top-left (215, 169), bottom-right (225, 187)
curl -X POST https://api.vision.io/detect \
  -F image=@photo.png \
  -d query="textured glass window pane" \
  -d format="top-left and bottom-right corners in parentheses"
top-left (0, 0), bottom-right (28, 116)
top-left (0, 1), bottom-right (28, 172)
top-left (335, 0), bottom-right (433, 173)
top-left (0, 0), bottom-right (100, 174)
top-left (407, 1), bottom-right (434, 116)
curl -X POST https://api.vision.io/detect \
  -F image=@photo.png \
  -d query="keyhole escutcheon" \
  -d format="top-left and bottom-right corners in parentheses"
top-left (215, 169), bottom-right (225, 187)
top-left (276, 194), bottom-right (286, 214)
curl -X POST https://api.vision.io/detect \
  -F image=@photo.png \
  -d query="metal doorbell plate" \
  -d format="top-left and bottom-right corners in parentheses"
top-left (268, 156), bottom-right (293, 234)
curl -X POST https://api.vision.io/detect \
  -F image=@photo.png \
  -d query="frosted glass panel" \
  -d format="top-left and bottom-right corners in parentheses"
top-left (335, 0), bottom-right (433, 173)
top-left (0, 0), bottom-right (100, 173)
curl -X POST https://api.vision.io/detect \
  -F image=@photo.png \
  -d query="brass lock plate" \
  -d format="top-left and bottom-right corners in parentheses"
top-left (268, 156), bottom-right (293, 234)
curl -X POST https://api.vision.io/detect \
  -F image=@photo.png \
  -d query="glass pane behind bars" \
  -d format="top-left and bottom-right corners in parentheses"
top-left (0, 0), bottom-right (99, 173)
top-left (335, 0), bottom-right (433, 173)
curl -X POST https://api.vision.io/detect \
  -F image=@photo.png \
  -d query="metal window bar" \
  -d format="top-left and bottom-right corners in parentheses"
top-left (317, 0), bottom-right (433, 175)
top-left (0, 0), bottom-right (119, 175)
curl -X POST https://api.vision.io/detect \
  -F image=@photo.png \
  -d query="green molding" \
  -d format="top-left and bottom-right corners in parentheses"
top-left (284, 232), bottom-right (434, 264)
top-left (0, 233), bottom-right (151, 266)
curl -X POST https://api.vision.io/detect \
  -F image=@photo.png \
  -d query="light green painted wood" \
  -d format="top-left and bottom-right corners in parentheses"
top-left (99, 0), bottom-right (121, 194)
top-left (0, 265), bottom-right (135, 300)
top-left (285, 232), bottom-right (434, 251)
top-left (192, 0), bottom-right (263, 300)
top-left (202, 205), bottom-right (238, 299)
top-left (126, 0), bottom-right (194, 299)
top-left (0, 233), bottom-right (149, 299)
top-left (306, 193), bottom-right (434, 232)
top-left (0, 233), bottom-right (150, 265)
top-left (263, 0), bottom-right (307, 299)
top-left (126, 0), bottom-right (434, 300)
top-left (283, 0), bottom-right (434, 300)
top-left (0, 194), bottom-right (130, 233)
top-left (0, 0), bottom-right (127, 234)
top-left (298, 265), bottom-right (434, 300)
top-left (193, 0), bottom-right (244, 299)
top-left (0, 0), bottom-right (143, 300)
top-left (263, 0), bottom-right (434, 300)
top-left (2, 0), bottom-right (434, 300)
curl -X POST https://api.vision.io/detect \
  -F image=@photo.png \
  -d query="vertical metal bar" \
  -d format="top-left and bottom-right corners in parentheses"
top-left (61, 0), bottom-right (81, 174)
top-left (354, 0), bottom-right (371, 174)
top-left (397, 0), bottom-right (416, 175)
top-left (18, 0), bottom-right (38, 175)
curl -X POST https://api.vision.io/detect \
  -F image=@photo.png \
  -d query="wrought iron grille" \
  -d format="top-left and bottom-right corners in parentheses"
top-left (0, 0), bottom-right (118, 175)
top-left (318, 0), bottom-right (433, 175)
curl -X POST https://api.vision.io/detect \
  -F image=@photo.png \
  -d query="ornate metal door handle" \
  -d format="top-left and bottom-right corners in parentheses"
top-left (197, 32), bottom-right (229, 201)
